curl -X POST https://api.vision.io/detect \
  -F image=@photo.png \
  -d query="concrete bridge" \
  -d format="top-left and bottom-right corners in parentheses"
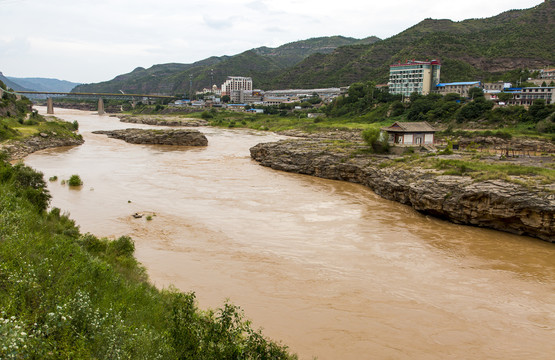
top-left (13, 91), bottom-right (176, 115)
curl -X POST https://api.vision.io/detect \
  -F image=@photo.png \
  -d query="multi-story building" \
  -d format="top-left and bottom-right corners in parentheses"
top-left (388, 60), bottom-right (441, 97)
top-left (508, 87), bottom-right (555, 106)
top-left (435, 81), bottom-right (481, 97)
top-left (221, 76), bottom-right (253, 103)
top-left (540, 68), bottom-right (555, 80)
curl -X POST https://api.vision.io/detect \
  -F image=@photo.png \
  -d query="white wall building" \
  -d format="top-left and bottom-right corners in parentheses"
top-left (221, 76), bottom-right (253, 103)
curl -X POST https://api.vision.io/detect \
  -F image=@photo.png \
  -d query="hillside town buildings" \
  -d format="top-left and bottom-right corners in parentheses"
top-left (171, 60), bottom-right (553, 110)
top-left (540, 68), bottom-right (555, 80)
top-left (435, 81), bottom-right (481, 97)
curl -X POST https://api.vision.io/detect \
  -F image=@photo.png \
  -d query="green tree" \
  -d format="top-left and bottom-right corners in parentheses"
top-left (456, 97), bottom-right (493, 122)
top-left (497, 92), bottom-right (513, 103)
top-left (362, 128), bottom-right (389, 153)
top-left (528, 99), bottom-right (551, 122)
top-left (468, 87), bottom-right (484, 99)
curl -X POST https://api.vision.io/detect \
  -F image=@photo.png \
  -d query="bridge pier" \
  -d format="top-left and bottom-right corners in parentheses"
top-left (47, 97), bottom-right (54, 114)
top-left (98, 98), bottom-right (105, 115)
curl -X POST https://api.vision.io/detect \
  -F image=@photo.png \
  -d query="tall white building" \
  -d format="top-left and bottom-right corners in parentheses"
top-left (388, 60), bottom-right (441, 97)
top-left (221, 76), bottom-right (253, 103)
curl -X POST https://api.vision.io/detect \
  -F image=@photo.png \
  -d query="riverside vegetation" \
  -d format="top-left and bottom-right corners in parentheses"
top-left (0, 154), bottom-right (295, 359)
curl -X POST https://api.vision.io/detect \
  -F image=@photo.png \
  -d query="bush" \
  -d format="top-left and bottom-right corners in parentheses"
top-left (68, 174), bottom-right (83, 186)
top-left (456, 98), bottom-right (494, 122)
top-left (536, 118), bottom-right (555, 134)
top-left (108, 235), bottom-right (135, 257)
top-left (362, 128), bottom-right (389, 154)
top-left (0, 162), bottom-right (51, 211)
top-left (200, 110), bottom-right (213, 119)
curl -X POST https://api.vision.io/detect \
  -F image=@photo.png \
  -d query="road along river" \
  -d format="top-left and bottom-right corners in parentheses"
top-left (25, 108), bottom-right (555, 360)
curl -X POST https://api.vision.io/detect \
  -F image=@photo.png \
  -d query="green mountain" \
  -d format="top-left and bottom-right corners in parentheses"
top-left (73, 36), bottom-right (379, 94)
top-left (269, 1), bottom-right (554, 88)
top-left (6, 76), bottom-right (81, 92)
top-left (253, 35), bottom-right (380, 68)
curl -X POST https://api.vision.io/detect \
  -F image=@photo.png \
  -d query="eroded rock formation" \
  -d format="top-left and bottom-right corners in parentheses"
top-left (1, 134), bottom-right (84, 161)
top-left (250, 139), bottom-right (555, 242)
top-left (92, 128), bottom-right (208, 146)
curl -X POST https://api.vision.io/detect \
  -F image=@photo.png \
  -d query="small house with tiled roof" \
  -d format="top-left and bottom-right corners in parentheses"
top-left (381, 122), bottom-right (437, 146)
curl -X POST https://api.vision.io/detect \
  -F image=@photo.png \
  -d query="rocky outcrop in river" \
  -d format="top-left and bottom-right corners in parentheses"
top-left (250, 139), bottom-right (555, 242)
top-left (1, 133), bottom-right (84, 161)
top-left (118, 115), bottom-right (208, 127)
top-left (92, 128), bottom-right (208, 146)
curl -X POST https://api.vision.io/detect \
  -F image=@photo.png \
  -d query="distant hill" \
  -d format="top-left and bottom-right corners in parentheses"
top-left (268, 0), bottom-right (554, 87)
top-left (6, 76), bottom-right (81, 92)
top-left (73, 36), bottom-right (379, 94)
top-left (0, 72), bottom-right (32, 91)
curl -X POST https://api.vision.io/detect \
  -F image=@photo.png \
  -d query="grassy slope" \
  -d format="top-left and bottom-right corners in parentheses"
top-left (0, 157), bottom-right (296, 359)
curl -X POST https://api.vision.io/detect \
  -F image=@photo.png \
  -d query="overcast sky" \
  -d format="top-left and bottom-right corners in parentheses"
top-left (0, 0), bottom-right (544, 84)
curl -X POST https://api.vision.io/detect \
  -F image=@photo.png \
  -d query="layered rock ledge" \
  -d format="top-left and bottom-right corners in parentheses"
top-left (250, 139), bottom-right (555, 242)
top-left (92, 128), bottom-right (208, 146)
top-left (1, 133), bottom-right (84, 161)
top-left (118, 115), bottom-right (208, 127)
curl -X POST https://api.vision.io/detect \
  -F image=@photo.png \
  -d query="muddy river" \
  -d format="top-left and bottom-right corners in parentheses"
top-left (25, 108), bottom-right (555, 359)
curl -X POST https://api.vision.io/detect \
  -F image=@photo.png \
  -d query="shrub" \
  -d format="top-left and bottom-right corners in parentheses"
top-left (23, 119), bottom-right (39, 126)
top-left (536, 118), bottom-right (554, 133)
top-left (362, 128), bottom-right (389, 154)
top-left (108, 235), bottom-right (135, 257)
top-left (68, 174), bottom-right (83, 186)
top-left (200, 111), bottom-right (213, 119)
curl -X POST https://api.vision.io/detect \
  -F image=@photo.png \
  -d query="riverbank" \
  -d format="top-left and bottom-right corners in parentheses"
top-left (1, 133), bottom-right (84, 161)
top-left (250, 139), bottom-right (555, 242)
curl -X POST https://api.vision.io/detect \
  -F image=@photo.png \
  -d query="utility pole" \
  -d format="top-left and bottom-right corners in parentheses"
top-left (189, 74), bottom-right (193, 100)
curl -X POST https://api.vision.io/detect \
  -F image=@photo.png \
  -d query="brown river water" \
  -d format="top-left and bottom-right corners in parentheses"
top-left (25, 108), bottom-right (555, 359)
